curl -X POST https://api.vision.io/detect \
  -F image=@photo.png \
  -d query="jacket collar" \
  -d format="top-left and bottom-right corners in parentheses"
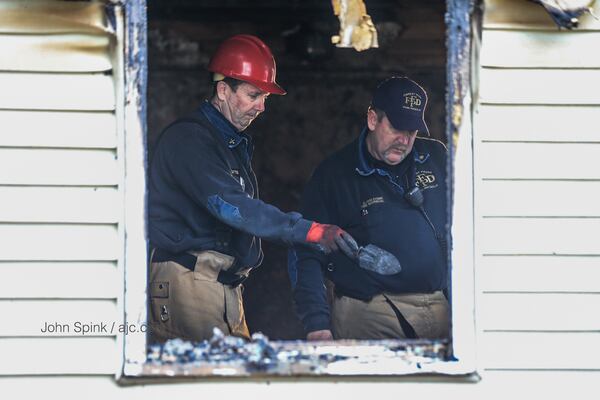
top-left (199, 101), bottom-right (253, 159)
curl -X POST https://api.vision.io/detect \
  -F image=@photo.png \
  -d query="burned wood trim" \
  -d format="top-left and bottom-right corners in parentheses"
top-left (120, 0), bottom-right (478, 381)
top-left (446, 0), bottom-right (473, 344)
top-left (119, 0), bottom-right (149, 380)
top-left (445, 0), bottom-right (482, 365)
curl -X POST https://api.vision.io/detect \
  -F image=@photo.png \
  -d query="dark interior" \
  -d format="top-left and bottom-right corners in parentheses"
top-left (147, 0), bottom-right (447, 339)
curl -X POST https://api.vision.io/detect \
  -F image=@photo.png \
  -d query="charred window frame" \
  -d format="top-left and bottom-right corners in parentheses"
top-left (118, 0), bottom-right (482, 381)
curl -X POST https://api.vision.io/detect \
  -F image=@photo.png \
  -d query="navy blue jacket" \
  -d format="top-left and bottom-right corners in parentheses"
top-left (148, 101), bottom-right (313, 271)
top-left (289, 128), bottom-right (449, 333)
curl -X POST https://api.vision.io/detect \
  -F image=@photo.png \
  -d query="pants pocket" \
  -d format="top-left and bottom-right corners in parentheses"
top-left (223, 285), bottom-right (249, 339)
top-left (148, 280), bottom-right (172, 343)
top-left (192, 251), bottom-right (234, 281)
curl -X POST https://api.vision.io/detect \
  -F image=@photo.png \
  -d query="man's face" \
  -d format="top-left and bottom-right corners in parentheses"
top-left (218, 81), bottom-right (269, 131)
top-left (366, 109), bottom-right (418, 165)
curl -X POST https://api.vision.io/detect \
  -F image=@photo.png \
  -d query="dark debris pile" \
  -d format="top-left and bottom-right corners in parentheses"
top-left (147, 328), bottom-right (348, 372)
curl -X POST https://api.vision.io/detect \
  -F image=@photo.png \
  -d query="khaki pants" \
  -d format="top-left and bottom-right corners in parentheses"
top-left (148, 250), bottom-right (250, 343)
top-left (332, 291), bottom-right (449, 340)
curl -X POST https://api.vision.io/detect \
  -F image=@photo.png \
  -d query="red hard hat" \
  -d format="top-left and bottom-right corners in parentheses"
top-left (208, 34), bottom-right (286, 95)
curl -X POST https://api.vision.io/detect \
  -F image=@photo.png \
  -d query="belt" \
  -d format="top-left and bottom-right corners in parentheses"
top-left (152, 248), bottom-right (247, 287)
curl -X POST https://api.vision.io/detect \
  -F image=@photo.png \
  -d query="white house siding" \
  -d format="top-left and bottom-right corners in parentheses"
top-left (474, 0), bottom-right (600, 375)
top-left (0, 1), bottom-right (121, 375)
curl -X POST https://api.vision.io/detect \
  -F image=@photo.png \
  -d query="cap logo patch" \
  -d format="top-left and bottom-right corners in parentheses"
top-left (403, 92), bottom-right (422, 111)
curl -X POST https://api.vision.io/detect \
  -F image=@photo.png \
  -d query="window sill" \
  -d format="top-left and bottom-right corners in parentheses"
top-left (120, 338), bottom-right (477, 380)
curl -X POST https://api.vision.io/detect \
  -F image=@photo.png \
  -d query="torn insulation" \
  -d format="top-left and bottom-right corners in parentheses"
top-left (331, 0), bottom-right (378, 51)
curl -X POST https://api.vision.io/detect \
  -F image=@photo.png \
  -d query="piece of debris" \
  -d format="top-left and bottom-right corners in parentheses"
top-left (532, 0), bottom-right (596, 29)
top-left (330, 0), bottom-right (378, 51)
top-left (147, 328), bottom-right (349, 373)
top-left (145, 328), bottom-right (449, 376)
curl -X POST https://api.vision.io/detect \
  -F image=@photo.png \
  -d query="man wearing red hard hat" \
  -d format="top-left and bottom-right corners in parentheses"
top-left (147, 34), bottom-right (355, 343)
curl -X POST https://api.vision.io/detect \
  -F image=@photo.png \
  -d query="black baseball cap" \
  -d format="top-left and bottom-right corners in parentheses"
top-left (371, 76), bottom-right (430, 135)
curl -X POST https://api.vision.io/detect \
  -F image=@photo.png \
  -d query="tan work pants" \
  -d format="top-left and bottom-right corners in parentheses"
top-left (148, 250), bottom-right (250, 343)
top-left (332, 291), bottom-right (449, 340)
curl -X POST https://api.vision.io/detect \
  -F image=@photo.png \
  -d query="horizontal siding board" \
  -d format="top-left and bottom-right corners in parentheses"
top-left (0, 73), bottom-right (115, 111)
top-left (476, 105), bottom-right (600, 142)
top-left (0, 1), bottom-right (108, 34)
top-left (481, 332), bottom-right (600, 370)
top-left (0, 187), bottom-right (120, 223)
top-left (0, 110), bottom-right (117, 149)
top-left (0, 261), bottom-right (118, 299)
top-left (1, 300), bottom-right (117, 337)
top-left (480, 293), bottom-right (600, 331)
top-left (479, 256), bottom-right (600, 292)
top-left (0, 337), bottom-right (117, 375)
top-left (0, 224), bottom-right (119, 261)
top-left (479, 218), bottom-right (600, 255)
top-left (0, 34), bottom-right (112, 72)
top-left (479, 69), bottom-right (600, 105)
top-left (0, 148), bottom-right (118, 185)
top-left (481, 30), bottom-right (600, 68)
top-left (478, 181), bottom-right (600, 216)
top-left (477, 142), bottom-right (600, 179)
top-left (483, 0), bottom-right (600, 31)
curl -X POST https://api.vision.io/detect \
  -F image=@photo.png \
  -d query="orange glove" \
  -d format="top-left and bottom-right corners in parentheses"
top-left (305, 222), bottom-right (358, 256)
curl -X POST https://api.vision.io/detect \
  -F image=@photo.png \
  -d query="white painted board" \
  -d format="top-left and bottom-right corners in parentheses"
top-left (0, 73), bottom-right (115, 111)
top-left (478, 181), bottom-right (600, 216)
top-left (0, 337), bottom-right (117, 374)
top-left (481, 30), bottom-right (600, 68)
top-left (0, 148), bottom-right (119, 186)
top-left (480, 293), bottom-right (600, 331)
top-left (480, 69), bottom-right (600, 105)
top-left (0, 187), bottom-right (120, 223)
top-left (0, 261), bottom-right (118, 299)
top-left (477, 142), bottom-right (600, 179)
top-left (0, 1), bottom-right (108, 34)
top-left (476, 105), bottom-right (600, 142)
top-left (1, 300), bottom-right (117, 336)
top-left (481, 331), bottom-right (600, 369)
top-left (0, 111), bottom-right (117, 149)
top-left (0, 224), bottom-right (120, 261)
top-left (0, 34), bottom-right (112, 72)
top-left (479, 218), bottom-right (600, 255)
top-left (479, 255), bottom-right (600, 292)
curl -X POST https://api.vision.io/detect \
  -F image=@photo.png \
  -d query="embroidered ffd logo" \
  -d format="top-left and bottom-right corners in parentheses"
top-left (416, 170), bottom-right (437, 190)
top-left (403, 92), bottom-right (423, 111)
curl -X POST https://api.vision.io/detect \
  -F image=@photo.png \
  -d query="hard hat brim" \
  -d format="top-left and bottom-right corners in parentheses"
top-left (247, 78), bottom-right (286, 95)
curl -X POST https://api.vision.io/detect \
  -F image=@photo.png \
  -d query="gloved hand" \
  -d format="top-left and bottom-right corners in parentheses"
top-left (305, 222), bottom-right (358, 257)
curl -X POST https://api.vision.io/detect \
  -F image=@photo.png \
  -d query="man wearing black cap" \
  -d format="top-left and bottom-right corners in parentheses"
top-left (289, 77), bottom-right (450, 340)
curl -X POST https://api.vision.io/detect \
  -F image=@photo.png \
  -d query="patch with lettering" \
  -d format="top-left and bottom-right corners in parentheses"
top-left (360, 196), bottom-right (384, 215)
top-left (402, 92), bottom-right (423, 111)
top-left (416, 170), bottom-right (438, 190)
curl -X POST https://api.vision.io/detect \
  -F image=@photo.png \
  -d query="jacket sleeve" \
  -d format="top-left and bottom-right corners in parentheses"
top-left (163, 123), bottom-right (312, 245)
top-left (290, 166), bottom-right (334, 334)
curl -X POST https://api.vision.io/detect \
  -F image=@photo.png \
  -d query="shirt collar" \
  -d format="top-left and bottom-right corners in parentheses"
top-left (355, 126), bottom-right (430, 176)
top-left (199, 100), bottom-right (252, 151)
